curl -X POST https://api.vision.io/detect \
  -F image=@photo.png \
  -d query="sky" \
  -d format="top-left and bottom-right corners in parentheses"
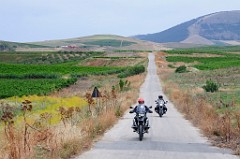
top-left (0, 0), bottom-right (240, 42)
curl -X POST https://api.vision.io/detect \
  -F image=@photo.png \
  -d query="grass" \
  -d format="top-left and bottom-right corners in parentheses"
top-left (156, 47), bottom-right (240, 154)
top-left (0, 95), bottom-right (88, 126)
top-left (164, 46), bottom-right (240, 70)
top-left (0, 71), bottom-right (146, 158)
top-left (0, 48), bottom-right (148, 158)
top-left (166, 56), bottom-right (240, 70)
top-left (82, 39), bottom-right (136, 47)
top-left (114, 50), bottom-right (152, 52)
top-left (164, 45), bottom-right (240, 54)
top-left (92, 56), bottom-right (142, 59)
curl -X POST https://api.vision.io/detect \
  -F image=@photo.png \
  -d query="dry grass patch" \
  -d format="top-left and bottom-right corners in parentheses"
top-left (155, 52), bottom-right (240, 155)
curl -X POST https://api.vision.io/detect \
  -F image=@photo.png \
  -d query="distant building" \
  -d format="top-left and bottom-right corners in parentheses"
top-left (60, 45), bottom-right (77, 49)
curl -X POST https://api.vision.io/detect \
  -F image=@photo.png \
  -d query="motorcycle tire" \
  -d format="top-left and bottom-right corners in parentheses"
top-left (139, 125), bottom-right (144, 141)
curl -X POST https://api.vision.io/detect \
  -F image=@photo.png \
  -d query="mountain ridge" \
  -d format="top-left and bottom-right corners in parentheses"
top-left (134, 10), bottom-right (240, 45)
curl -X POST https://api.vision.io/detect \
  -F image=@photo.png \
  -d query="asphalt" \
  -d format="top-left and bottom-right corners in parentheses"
top-left (75, 53), bottom-right (239, 159)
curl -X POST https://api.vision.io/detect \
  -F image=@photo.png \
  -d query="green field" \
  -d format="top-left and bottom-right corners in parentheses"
top-left (0, 51), bottom-right (104, 64)
top-left (0, 50), bottom-right (147, 98)
top-left (0, 63), bottom-right (124, 77)
top-left (165, 46), bottom-right (240, 70)
top-left (164, 46), bottom-right (240, 105)
top-left (0, 62), bottom-right (126, 98)
top-left (82, 39), bottom-right (136, 47)
top-left (164, 45), bottom-right (240, 54)
top-left (0, 78), bottom-right (77, 98)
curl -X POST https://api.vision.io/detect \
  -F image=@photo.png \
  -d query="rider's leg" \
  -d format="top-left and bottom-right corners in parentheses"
top-left (131, 118), bottom-right (137, 131)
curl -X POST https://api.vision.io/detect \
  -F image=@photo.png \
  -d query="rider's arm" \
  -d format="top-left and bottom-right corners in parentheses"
top-left (145, 105), bottom-right (152, 113)
top-left (132, 106), bottom-right (138, 112)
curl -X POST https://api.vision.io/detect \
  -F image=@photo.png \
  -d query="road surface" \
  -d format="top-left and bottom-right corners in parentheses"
top-left (76, 53), bottom-right (238, 159)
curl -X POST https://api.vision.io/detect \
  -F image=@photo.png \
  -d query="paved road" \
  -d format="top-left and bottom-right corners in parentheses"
top-left (76, 53), bottom-right (239, 159)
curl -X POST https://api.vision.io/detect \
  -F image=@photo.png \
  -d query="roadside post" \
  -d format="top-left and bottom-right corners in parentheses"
top-left (91, 87), bottom-right (101, 114)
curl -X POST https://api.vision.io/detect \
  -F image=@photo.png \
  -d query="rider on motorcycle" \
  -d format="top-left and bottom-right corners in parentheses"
top-left (155, 95), bottom-right (167, 113)
top-left (130, 98), bottom-right (152, 132)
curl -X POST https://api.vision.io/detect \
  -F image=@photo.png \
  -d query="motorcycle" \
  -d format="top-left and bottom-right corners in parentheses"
top-left (155, 100), bottom-right (168, 117)
top-left (129, 105), bottom-right (152, 141)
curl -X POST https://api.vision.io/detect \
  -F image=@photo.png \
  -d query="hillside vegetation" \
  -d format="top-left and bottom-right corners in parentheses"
top-left (0, 49), bottom-right (148, 158)
top-left (0, 41), bottom-right (50, 51)
top-left (0, 50), bottom-right (147, 98)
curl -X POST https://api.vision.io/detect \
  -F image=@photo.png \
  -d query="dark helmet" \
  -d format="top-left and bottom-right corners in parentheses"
top-left (158, 95), bottom-right (163, 99)
top-left (138, 98), bottom-right (144, 104)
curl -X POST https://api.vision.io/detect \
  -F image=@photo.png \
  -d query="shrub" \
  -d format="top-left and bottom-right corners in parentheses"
top-left (202, 80), bottom-right (219, 92)
top-left (118, 65), bottom-right (145, 78)
top-left (168, 64), bottom-right (175, 68)
top-left (175, 65), bottom-right (187, 73)
top-left (119, 79), bottom-right (124, 91)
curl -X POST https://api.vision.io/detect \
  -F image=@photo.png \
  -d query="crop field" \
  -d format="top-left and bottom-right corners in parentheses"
top-left (165, 46), bottom-right (240, 70)
top-left (0, 50), bottom-right (148, 98)
top-left (82, 39), bottom-right (136, 47)
top-left (0, 52), bottom-right (45, 63)
top-left (114, 50), bottom-right (153, 52)
top-left (0, 51), bottom-right (104, 64)
top-left (0, 78), bottom-right (77, 98)
top-left (0, 51), bottom-right (124, 98)
top-left (164, 45), bottom-right (240, 54)
top-left (0, 62), bottom-right (125, 98)
top-left (163, 46), bottom-right (240, 106)
top-left (0, 63), bottom-right (124, 77)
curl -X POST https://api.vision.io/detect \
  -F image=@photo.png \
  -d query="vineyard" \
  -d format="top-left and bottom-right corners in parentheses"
top-left (164, 46), bottom-right (240, 70)
top-left (0, 50), bottom-right (148, 98)
top-left (0, 62), bottom-right (126, 98)
top-left (162, 45), bottom-right (240, 120)
top-left (0, 51), bottom-right (104, 64)
top-left (0, 78), bottom-right (77, 98)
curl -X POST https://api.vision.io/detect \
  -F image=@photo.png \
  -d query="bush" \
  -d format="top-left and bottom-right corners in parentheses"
top-left (175, 65), bottom-right (187, 73)
top-left (168, 64), bottom-right (175, 68)
top-left (119, 79), bottom-right (124, 91)
top-left (202, 80), bottom-right (219, 92)
top-left (118, 65), bottom-right (145, 78)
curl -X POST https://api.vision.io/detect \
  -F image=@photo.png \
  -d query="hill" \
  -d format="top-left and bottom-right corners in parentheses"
top-left (29, 34), bottom-right (164, 51)
top-left (0, 40), bottom-right (51, 51)
top-left (134, 10), bottom-right (240, 45)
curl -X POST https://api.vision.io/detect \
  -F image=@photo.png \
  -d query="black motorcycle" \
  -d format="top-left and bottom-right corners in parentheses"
top-left (129, 105), bottom-right (152, 141)
top-left (155, 100), bottom-right (168, 117)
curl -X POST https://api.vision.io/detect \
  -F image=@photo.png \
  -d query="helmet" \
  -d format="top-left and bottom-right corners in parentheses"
top-left (158, 95), bottom-right (163, 99)
top-left (138, 98), bottom-right (144, 104)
